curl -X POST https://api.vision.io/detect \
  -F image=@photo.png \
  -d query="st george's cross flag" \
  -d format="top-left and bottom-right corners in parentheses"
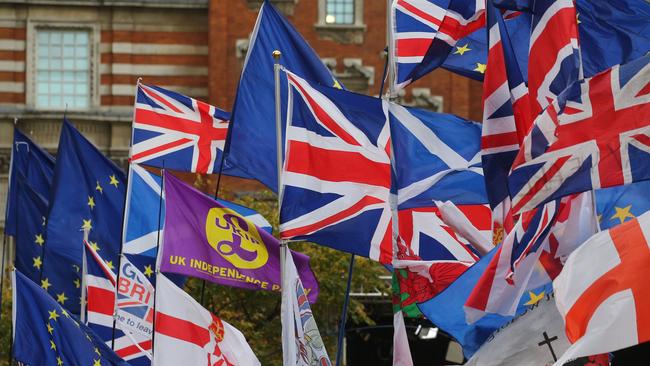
top-left (509, 55), bottom-right (650, 214)
top-left (154, 273), bottom-right (260, 366)
top-left (279, 71), bottom-right (393, 264)
top-left (552, 210), bottom-right (650, 366)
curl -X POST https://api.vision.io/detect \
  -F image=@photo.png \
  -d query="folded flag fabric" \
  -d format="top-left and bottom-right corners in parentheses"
top-left (161, 171), bottom-right (319, 302)
top-left (552, 210), bottom-right (650, 365)
top-left (154, 273), bottom-right (260, 366)
top-left (5, 127), bottom-right (54, 236)
top-left (12, 269), bottom-right (128, 366)
top-left (509, 55), bottom-right (650, 214)
top-left (281, 247), bottom-right (331, 366)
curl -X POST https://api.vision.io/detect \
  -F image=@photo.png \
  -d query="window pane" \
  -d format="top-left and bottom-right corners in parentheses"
top-left (35, 28), bottom-right (91, 109)
top-left (325, 0), bottom-right (355, 24)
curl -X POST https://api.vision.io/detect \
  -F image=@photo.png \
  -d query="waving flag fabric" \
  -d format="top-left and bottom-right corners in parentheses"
top-left (161, 171), bottom-right (320, 302)
top-left (43, 120), bottom-right (126, 315)
top-left (595, 180), bottom-right (650, 231)
top-left (131, 83), bottom-right (247, 176)
top-left (12, 270), bottom-right (128, 366)
top-left (509, 55), bottom-right (650, 214)
top-left (5, 127), bottom-right (54, 236)
top-left (391, 0), bottom-right (486, 89)
top-left (279, 72), bottom-right (393, 264)
top-left (552, 211), bottom-right (650, 366)
top-left (13, 177), bottom-right (48, 284)
top-left (154, 273), bottom-right (260, 366)
top-left (480, 0), bottom-right (531, 214)
top-left (227, 0), bottom-right (339, 192)
top-left (390, 103), bottom-right (487, 209)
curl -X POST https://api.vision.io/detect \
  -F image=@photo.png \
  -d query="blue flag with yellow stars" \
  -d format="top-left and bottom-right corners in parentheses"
top-left (5, 127), bottom-right (55, 236)
top-left (12, 269), bottom-right (129, 366)
top-left (595, 180), bottom-right (650, 231)
top-left (42, 119), bottom-right (126, 315)
top-left (14, 176), bottom-right (49, 284)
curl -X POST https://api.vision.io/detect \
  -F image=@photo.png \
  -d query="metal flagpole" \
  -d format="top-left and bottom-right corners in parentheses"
top-left (335, 254), bottom-right (355, 366)
top-left (150, 165), bottom-right (165, 360)
top-left (1, 117), bottom-right (19, 322)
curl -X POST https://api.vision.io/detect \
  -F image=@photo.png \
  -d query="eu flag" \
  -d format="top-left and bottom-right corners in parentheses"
top-left (14, 176), bottom-right (48, 284)
top-left (596, 180), bottom-right (650, 231)
top-left (43, 119), bottom-right (126, 314)
top-left (226, 0), bottom-right (339, 192)
top-left (12, 269), bottom-right (128, 366)
top-left (5, 127), bottom-right (55, 236)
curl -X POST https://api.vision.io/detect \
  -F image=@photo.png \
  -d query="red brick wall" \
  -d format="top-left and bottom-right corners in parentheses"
top-left (208, 0), bottom-right (483, 121)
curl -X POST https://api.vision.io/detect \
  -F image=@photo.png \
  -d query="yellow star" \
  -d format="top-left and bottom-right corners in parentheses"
top-left (41, 278), bottom-right (52, 290)
top-left (74, 278), bottom-right (80, 289)
top-left (144, 264), bottom-right (154, 278)
top-left (57, 356), bottom-right (63, 366)
top-left (524, 291), bottom-right (545, 306)
top-left (106, 260), bottom-right (115, 270)
top-left (48, 309), bottom-right (59, 321)
top-left (82, 219), bottom-right (93, 231)
top-left (88, 196), bottom-right (96, 209)
top-left (610, 205), bottom-right (635, 224)
top-left (109, 174), bottom-right (120, 188)
top-left (85, 333), bottom-right (92, 342)
top-left (94, 359), bottom-right (102, 366)
top-left (576, 13), bottom-right (581, 24)
top-left (50, 339), bottom-right (57, 351)
top-left (89, 241), bottom-right (100, 252)
top-left (33, 256), bottom-right (42, 269)
top-left (56, 292), bottom-right (68, 305)
top-left (72, 264), bottom-right (80, 273)
top-left (61, 309), bottom-right (70, 318)
top-left (94, 347), bottom-right (101, 356)
top-left (95, 181), bottom-right (103, 194)
top-left (473, 62), bottom-right (487, 74)
top-left (42, 216), bottom-right (47, 226)
top-left (46, 322), bottom-right (54, 335)
top-left (453, 43), bottom-right (471, 56)
top-left (34, 233), bottom-right (45, 246)
top-left (332, 79), bottom-right (342, 89)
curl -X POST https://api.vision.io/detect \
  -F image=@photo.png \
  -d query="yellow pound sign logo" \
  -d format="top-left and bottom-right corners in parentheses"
top-left (205, 207), bottom-right (269, 269)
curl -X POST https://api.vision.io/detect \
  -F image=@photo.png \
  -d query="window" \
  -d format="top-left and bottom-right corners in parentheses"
top-left (35, 29), bottom-right (90, 109)
top-left (325, 0), bottom-right (355, 24)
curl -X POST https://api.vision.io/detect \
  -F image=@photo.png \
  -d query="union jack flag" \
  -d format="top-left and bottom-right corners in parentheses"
top-left (509, 55), bottom-right (650, 214)
top-left (279, 72), bottom-right (393, 264)
top-left (131, 83), bottom-right (230, 174)
top-left (390, 0), bottom-right (487, 89)
top-left (527, 0), bottom-right (580, 119)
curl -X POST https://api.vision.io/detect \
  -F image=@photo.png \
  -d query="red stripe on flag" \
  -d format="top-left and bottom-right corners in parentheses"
top-left (396, 38), bottom-right (433, 57)
top-left (286, 141), bottom-right (391, 187)
top-left (130, 137), bottom-right (193, 162)
top-left (87, 286), bottom-right (115, 315)
top-left (155, 311), bottom-right (210, 348)
top-left (481, 131), bottom-right (520, 149)
top-left (281, 195), bottom-right (385, 238)
top-left (397, 0), bottom-right (443, 28)
top-left (141, 86), bottom-right (183, 113)
top-left (116, 340), bottom-right (152, 358)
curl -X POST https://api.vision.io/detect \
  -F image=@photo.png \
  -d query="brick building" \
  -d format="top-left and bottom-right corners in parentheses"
top-left (0, 0), bottom-right (482, 227)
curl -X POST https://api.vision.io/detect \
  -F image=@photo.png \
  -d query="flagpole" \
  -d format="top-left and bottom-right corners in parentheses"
top-left (111, 78), bottom-right (141, 350)
top-left (150, 165), bottom-right (165, 360)
top-left (335, 254), bottom-right (355, 366)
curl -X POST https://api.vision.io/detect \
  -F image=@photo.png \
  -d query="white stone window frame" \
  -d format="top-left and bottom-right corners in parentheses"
top-left (315, 0), bottom-right (366, 44)
top-left (26, 21), bottom-right (100, 111)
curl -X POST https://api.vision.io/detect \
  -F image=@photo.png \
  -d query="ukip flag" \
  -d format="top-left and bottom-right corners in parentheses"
top-left (5, 127), bottom-right (54, 236)
top-left (160, 171), bottom-right (320, 302)
top-left (12, 269), bottom-right (128, 366)
top-left (43, 119), bottom-right (126, 314)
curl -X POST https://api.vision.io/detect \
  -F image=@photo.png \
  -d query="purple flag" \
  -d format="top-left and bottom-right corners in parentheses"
top-left (160, 171), bottom-right (320, 302)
